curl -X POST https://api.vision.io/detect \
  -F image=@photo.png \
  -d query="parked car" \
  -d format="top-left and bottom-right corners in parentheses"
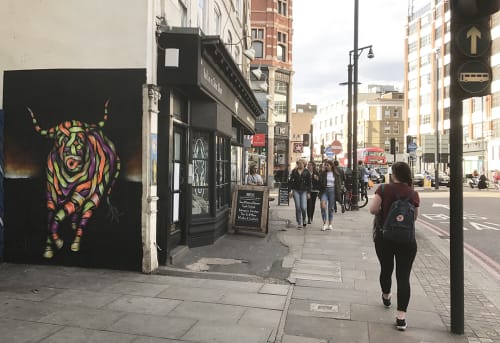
top-left (413, 173), bottom-right (425, 187)
top-left (413, 171), bottom-right (449, 187)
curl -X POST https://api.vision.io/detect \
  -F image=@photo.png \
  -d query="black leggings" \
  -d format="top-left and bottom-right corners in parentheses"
top-left (306, 191), bottom-right (319, 221)
top-left (374, 238), bottom-right (417, 312)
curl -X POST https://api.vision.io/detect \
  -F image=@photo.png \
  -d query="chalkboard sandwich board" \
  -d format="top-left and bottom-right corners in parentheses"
top-left (231, 185), bottom-right (269, 234)
top-left (278, 186), bottom-right (289, 206)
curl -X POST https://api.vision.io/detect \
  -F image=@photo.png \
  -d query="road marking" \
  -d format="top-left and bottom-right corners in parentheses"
top-left (432, 203), bottom-right (450, 209)
top-left (469, 222), bottom-right (500, 231)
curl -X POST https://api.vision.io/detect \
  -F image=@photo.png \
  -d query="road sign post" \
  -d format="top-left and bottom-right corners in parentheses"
top-left (449, 0), bottom-right (499, 334)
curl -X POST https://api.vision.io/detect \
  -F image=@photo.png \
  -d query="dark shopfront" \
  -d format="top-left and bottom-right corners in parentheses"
top-left (156, 28), bottom-right (262, 264)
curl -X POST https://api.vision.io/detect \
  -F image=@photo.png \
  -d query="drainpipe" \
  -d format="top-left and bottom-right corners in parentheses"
top-left (141, 84), bottom-right (160, 273)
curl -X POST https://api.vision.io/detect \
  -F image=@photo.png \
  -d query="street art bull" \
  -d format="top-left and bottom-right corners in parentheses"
top-left (27, 100), bottom-right (120, 258)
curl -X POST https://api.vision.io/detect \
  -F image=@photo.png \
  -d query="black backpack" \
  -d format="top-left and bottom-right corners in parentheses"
top-left (382, 186), bottom-right (416, 243)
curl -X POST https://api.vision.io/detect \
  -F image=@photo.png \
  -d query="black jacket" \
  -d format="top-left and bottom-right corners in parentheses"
top-left (289, 168), bottom-right (312, 192)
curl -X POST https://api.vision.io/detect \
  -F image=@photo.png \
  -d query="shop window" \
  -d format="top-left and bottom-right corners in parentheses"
top-left (252, 41), bottom-right (263, 58)
top-left (214, 4), bottom-right (221, 35)
top-left (277, 44), bottom-right (286, 62)
top-left (277, 0), bottom-right (287, 16)
top-left (216, 135), bottom-right (230, 210)
top-left (192, 131), bottom-right (210, 215)
top-left (230, 145), bottom-right (242, 199)
top-left (251, 29), bottom-right (264, 58)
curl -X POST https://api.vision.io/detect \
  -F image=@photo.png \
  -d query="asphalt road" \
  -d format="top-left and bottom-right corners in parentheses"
top-left (416, 188), bottom-right (500, 275)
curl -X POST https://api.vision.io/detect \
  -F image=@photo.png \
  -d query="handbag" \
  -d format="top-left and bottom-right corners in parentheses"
top-left (372, 184), bottom-right (385, 241)
top-left (372, 213), bottom-right (383, 241)
top-left (368, 179), bottom-right (374, 188)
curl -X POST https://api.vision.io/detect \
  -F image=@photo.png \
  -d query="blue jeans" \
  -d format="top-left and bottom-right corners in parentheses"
top-left (320, 187), bottom-right (335, 222)
top-left (292, 190), bottom-right (307, 225)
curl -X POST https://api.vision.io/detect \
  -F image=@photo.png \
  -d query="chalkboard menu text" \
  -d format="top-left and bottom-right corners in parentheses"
top-left (231, 185), bottom-right (269, 233)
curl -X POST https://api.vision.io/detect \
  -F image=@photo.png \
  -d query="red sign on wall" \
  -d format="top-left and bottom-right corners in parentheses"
top-left (251, 133), bottom-right (266, 147)
top-left (293, 142), bottom-right (304, 153)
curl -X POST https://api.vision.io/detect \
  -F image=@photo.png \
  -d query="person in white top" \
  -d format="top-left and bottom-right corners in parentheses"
top-left (246, 165), bottom-right (263, 185)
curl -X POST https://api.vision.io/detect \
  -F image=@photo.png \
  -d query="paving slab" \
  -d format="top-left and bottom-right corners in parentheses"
top-left (367, 321), bottom-right (468, 343)
top-left (109, 313), bottom-right (196, 339)
top-left (259, 283), bottom-right (290, 296)
top-left (292, 285), bottom-right (370, 304)
top-left (287, 298), bottom-right (350, 320)
top-left (238, 307), bottom-right (283, 328)
top-left (38, 306), bottom-right (126, 330)
top-left (0, 318), bottom-right (61, 343)
top-left (38, 326), bottom-right (137, 343)
top-left (101, 281), bottom-right (170, 297)
top-left (2, 298), bottom-right (70, 322)
top-left (45, 289), bottom-right (122, 309)
top-left (284, 314), bottom-right (369, 343)
top-left (105, 295), bottom-right (182, 316)
top-left (220, 292), bottom-right (286, 310)
top-left (295, 277), bottom-right (355, 290)
top-left (156, 286), bottom-right (226, 302)
top-left (181, 321), bottom-right (273, 343)
top-left (131, 337), bottom-right (196, 343)
top-left (167, 301), bottom-right (245, 323)
top-left (281, 334), bottom-right (328, 343)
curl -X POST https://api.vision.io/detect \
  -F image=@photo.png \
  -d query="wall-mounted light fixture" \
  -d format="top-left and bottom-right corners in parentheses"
top-left (225, 35), bottom-right (256, 60)
top-left (251, 66), bottom-right (268, 91)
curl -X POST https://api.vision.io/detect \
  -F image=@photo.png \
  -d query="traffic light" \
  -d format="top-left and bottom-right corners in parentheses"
top-left (320, 144), bottom-right (325, 154)
top-left (390, 138), bottom-right (396, 155)
top-left (451, 0), bottom-right (499, 99)
top-left (406, 135), bottom-right (412, 153)
top-left (302, 133), bottom-right (310, 147)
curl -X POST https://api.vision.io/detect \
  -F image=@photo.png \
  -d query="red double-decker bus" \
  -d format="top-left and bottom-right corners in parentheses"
top-left (357, 147), bottom-right (388, 169)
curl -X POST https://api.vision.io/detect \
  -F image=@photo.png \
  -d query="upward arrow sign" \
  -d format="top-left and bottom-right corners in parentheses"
top-left (466, 26), bottom-right (481, 55)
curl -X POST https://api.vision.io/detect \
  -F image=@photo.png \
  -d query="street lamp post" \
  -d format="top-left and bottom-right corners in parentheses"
top-left (350, 0), bottom-right (373, 210)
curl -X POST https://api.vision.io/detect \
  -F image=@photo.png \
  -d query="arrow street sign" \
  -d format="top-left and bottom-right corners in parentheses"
top-left (456, 22), bottom-right (490, 57)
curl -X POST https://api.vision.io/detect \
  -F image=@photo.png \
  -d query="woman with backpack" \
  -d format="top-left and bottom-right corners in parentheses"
top-left (369, 161), bottom-right (420, 331)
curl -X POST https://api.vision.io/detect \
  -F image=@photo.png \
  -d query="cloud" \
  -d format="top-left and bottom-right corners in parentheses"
top-left (292, 0), bottom-right (408, 107)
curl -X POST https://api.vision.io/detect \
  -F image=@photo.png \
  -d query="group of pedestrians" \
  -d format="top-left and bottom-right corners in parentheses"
top-left (288, 159), bottom-right (344, 231)
top-left (288, 158), bottom-right (421, 332)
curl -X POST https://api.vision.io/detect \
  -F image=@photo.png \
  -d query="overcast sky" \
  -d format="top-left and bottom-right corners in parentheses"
top-left (292, 0), bottom-right (410, 108)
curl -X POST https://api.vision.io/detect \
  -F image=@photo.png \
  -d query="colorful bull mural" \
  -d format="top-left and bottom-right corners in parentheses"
top-left (28, 100), bottom-right (120, 258)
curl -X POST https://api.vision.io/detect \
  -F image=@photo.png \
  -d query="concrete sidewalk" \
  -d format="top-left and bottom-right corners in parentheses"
top-left (0, 188), bottom-right (499, 342)
top-left (269, 194), bottom-right (499, 343)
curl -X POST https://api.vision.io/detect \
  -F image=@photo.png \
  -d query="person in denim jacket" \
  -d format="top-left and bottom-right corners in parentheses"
top-left (318, 160), bottom-right (342, 231)
top-left (288, 159), bottom-right (312, 229)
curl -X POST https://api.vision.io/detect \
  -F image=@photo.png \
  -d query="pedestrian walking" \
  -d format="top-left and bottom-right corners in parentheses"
top-left (246, 165), bottom-right (263, 185)
top-left (358, 160), bottom-right (370, 198)
top-left (319, 160), bottom-right (342, 231)
top-left (369, 161), bottom-right (420, 331)
top-left (289, 159), bottom-right (311, 229)
top-left (333, 160), bottom-right (345, 213)
top-left (306, 161), bottom-right (321, 223)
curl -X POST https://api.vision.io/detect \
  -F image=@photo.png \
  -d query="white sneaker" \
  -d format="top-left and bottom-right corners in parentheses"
top-left (328, 224), bottom-right (333, 230)
top-left (322, 224), bottom-right (328, 231)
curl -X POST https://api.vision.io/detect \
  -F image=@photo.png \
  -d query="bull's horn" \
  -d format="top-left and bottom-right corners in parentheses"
top-left (27, 107), bottom-right (49, 137)
top-left (98, 98), bottom-right (110, 128)
top-left (26, 107), bottom-right (57, 138)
